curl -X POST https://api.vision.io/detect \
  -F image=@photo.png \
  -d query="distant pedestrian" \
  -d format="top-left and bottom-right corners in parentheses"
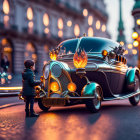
top-left (1, 55), bottom-right (9, 72)
top-left (22, 60), bottom-right (41, 117)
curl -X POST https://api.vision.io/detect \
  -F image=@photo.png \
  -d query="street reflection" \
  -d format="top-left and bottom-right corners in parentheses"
top-left (0, 105), bottom-right (118, 140)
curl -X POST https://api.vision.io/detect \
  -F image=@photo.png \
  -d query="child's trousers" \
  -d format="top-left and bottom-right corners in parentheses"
top-left (25, 96), bottom-right (34, 113)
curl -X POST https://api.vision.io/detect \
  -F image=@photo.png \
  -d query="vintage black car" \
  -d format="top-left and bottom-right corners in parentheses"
top-left (21, 36), bottom-right (140, 113)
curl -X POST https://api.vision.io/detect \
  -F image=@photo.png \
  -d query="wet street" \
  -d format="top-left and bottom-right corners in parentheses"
top-left (0, 97), bottom-right (140, 140)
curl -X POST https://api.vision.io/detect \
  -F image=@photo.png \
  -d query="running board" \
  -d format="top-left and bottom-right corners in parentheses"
top-left (103, 90), bottom-right (140, 101)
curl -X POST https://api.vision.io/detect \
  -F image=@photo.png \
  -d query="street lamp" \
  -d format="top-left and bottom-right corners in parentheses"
top-left (132, 32), bottom-right (138, 39)
top-left (137, 19), bottom-right (140, 25)
top-left (133, 40), bottom-right (139, 47)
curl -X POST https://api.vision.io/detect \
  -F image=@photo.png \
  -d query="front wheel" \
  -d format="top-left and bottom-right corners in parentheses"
top-left (129, 75), bottom-right (140, 106)
top-left (85, 87), bottom-right (101, 113)
top-left (38, 98), bottom-right (50, 112)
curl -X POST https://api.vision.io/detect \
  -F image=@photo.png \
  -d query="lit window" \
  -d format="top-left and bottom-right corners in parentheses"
top-left (74, 24), bottom-right (80, 37)
top-left (25, 43), bottom-right (37, 62)
top-left (96, 20), bottom-right (101, 30)
top-left (88, 27), bottom-right (94, 37)
top-left (88, 16), bottom-right (93, 26)
top-left (27, 7), bottom-right (33, 20)
top-left (3, 0), bottom-right (10, 15)
top-left (67, 20), bottom-right (72, 27)
top-left (101, 24), bottom-right (106, 32)
top-left (83, 9), bottom-right (88, 17)
top-left (44, 28), bottom-right (49, 34)
top-left (58, 18), bottom-right (63, 29)
top-left (43, 13), bottom-right (49, 26)
top-left (58, 30), bottom-right (63, 38)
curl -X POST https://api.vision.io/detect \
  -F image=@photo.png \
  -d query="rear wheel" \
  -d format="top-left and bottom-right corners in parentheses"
top-left (129, 75), bottom-right (140, 106)
top-left (38, 98), bottom-right (50, 112)
top-left (85, 87), bottom-right (101, 113)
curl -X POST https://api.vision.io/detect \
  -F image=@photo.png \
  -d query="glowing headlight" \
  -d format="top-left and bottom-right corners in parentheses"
top-left (50, 81), bottom-right (59, 92)
top-left (67, 82), bottom-right (77, 92)
top-left (43, 64), bottom-right (50, 79)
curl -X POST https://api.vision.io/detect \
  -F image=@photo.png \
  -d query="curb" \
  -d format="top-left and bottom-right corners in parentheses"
top-left (0, 102), bottom-right (24, 109)
top-left (0, 92), bottom-right (19, 97)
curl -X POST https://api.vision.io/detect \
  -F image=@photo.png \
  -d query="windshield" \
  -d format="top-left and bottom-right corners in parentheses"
top-left (57, 37), bottom-right (119, 56)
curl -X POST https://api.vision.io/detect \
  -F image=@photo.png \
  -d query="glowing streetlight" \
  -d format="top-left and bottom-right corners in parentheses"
top-left (132, 32), bottom-right (138, 39)
top-left (58, 18), bottom-right (63, 29)
top-left (137, 19), bottom-right (140, 25)
top-left (96, 20), bottom-right (101, 30)
top-left (101, 24), bottom-right (106, 32)
top-left (133, 40), bottom-right (139, 47)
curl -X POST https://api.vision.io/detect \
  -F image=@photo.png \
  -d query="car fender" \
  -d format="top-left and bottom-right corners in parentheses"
top-left (81, 82), bottom-right (101, 97)
top-left (126, 67), bottom-right (140, 91)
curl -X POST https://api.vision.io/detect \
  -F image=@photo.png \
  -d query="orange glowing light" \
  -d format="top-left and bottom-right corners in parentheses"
top-left (102, 24), bottom-right (106, 32)
top-left (27, 7), bottom-right (33, 20)
top-left (74, 24), bottom-right (80, 37)
top-left (73, 50), bottom-right (88, 69)
top-left (8, 75), bottom-right (12, 80)
top-left (124, 50), bottom-right (128, 55)
top-left (44, 28), bottom-right (49, 34)
top-left (67, 82), bottom-right (77, 92)
top-left (1, 78), bottom-right (5, 84)
top-left (88, 27), bottom-right (94, 37)
top-left (43, 13), bottom-right (49, 26)
top-left (67, 20), bottom-right (72, 27)
top-left (102, 50), bottom-right (108, 57)
top-left (0, 86), bottom-right (22, 90)
top-left (58, 18), bottom-right (63, 29)
top-left (43, 61), bottom-right (47, 65)
top-left (120, 41), bottom-right (124, 46)
top-left (133, 40), bottom-right (139, 47)
top-left (96, 20), bottom-right (100, 30)
top-left (132, 49), bottom-right (137, 55)
top-left (50, 81), bottom-right (59, 92)
top-left (137, 19), bottom-right (140, 25)
top-left (50, 51), bottom-right (57, 60)
top-left (83, 9), bottom-right (88, 17)
top-left (28, 21), bottom-right (34, 28)
top-left (58, 30), bottom-right (63, 38)
top-left (3, 0), bottom-right (10, 15)
top-left (88, 15), bottom-right (93, 26)
top-left (128, 44), bottom-right (133, 49)
top-left (132, 32), bottom-right (138, 39)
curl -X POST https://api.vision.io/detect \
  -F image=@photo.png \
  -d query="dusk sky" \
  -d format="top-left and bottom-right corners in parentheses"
top-left (105, 0), bottom-right (134, 43)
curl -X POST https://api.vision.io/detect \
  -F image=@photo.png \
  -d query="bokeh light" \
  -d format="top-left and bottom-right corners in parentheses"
top-left (133, 40), bottom-right (139, 47)
top-left (83, 9), bottom-right (88, 17)
top-left (132, 32), bottom-right (138, 39)
top-left (27, 7), bottom-right (33, 20)
top-left (3, 0), bottom-right (10, 15)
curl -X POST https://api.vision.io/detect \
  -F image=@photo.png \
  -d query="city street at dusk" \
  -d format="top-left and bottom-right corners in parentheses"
top-left (1, 97), bottom-right (140, 140)
top-left (1, 0), bottom-right (140, 140)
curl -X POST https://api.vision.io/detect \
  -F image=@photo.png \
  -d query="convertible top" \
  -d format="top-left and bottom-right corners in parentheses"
top-left (58, 37), bottom-right (120, 54)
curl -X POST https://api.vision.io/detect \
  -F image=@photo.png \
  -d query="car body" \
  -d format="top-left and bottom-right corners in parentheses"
top-left (22, 37), bottom-right (140, 113)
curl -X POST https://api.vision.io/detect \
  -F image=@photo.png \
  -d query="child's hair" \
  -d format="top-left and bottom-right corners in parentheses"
top-left (24, 60), bottom-right (34, 69)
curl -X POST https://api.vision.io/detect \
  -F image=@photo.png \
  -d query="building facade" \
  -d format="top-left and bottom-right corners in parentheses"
top-left (0, 0), bottom-right (110, 74)
top-left (132, 0), bottom-right (140, 68)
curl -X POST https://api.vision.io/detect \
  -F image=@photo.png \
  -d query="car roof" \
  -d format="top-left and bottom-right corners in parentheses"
top-left (58, 37), bottom-right (120, 53)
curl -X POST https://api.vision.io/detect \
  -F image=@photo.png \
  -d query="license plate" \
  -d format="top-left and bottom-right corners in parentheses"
top-left (42, 98), bottom-right (66, 106)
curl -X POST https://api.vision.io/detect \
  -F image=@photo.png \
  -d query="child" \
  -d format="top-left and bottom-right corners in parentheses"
top-left (22, 60), bottom-right (41, 117)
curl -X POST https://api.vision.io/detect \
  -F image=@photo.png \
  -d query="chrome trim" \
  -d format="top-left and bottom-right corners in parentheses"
top-left (103, 90), bottom-right (140, 101)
